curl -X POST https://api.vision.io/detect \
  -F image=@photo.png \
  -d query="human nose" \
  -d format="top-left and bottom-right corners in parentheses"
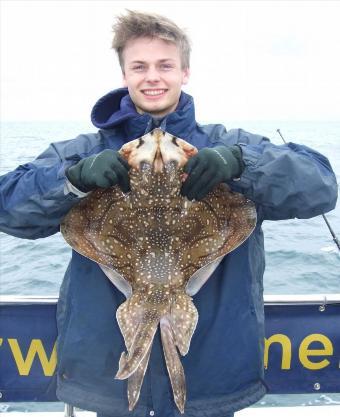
top-left (145, 66), bottom-right (161, 83)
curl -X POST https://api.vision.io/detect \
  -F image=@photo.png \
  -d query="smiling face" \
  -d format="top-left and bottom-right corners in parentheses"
top-left (122, 37), bottom-right (190, 117)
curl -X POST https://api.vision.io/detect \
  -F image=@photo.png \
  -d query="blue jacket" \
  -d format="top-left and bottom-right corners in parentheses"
top-left (0, 88), bottom-right (337, 416)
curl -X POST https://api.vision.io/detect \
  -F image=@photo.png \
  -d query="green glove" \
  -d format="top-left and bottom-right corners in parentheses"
top-left (66, 149), bottom-right (131, 193)
top-left (180, 145), bottom-right (244, 201)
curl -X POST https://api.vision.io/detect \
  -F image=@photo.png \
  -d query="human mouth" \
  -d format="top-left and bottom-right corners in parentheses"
top-left (141, 89), bottom-right (167, 97)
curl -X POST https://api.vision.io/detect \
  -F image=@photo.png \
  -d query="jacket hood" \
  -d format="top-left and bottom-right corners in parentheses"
top-left (90, 87), bottom-right (197, 140)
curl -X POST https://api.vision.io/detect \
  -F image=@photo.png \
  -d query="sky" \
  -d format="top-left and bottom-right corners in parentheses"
top-left (1, 0), bottom-right (340, 122)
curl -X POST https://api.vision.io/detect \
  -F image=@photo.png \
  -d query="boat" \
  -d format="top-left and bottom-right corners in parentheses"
top-left (1, 294), bottom-right (339, 416)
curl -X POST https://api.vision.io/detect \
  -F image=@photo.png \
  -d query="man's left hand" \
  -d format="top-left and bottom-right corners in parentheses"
top-left (180, 145), bottom-right (244, 201)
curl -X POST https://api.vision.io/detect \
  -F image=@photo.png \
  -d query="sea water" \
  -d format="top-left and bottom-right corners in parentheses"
top-left (0, 120), bottom-right (339, 412)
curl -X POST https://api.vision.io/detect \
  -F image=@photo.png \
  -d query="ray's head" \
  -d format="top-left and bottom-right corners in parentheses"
top-left (120, 129), bottom-right (197, 173)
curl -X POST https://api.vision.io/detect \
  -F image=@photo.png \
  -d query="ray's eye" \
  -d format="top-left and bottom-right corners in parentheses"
top-left (137, 138), bottom-right (145, 148)
top-left (172, 136), bottom-right (179, 147)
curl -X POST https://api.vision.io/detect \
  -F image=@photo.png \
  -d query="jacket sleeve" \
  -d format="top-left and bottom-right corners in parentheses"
top-left (223, 129), bottom-right (338, 221)
top-left (0, 134), bottom-right (97, 239)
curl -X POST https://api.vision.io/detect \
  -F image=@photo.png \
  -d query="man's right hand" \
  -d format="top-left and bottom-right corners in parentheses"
top-left (66, 149), bottom-right (131, 193)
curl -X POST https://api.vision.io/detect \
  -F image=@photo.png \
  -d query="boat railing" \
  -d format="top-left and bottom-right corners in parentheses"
top-left (1, 294), bottom-right (340, 416)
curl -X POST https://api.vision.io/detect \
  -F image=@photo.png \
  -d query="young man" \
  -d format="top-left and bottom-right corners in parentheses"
top-left (0, 10), bottom-right (337, 417)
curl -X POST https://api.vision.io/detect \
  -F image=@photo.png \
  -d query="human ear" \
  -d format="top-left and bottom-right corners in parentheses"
top-left (122, 72), bottom-right (128, 87)
top-left (182, 68), bottom-right (190, 85)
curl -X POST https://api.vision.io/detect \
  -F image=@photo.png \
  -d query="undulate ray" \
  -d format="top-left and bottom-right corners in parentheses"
top-left (61, 128), bottom-right (257, 414)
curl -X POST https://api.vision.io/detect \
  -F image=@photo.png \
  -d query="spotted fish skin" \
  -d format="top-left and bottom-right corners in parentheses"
top-left (61, 128), bottom-right (257, 414)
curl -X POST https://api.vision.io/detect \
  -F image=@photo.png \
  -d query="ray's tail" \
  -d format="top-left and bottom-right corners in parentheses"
top-left (160, 315), bottom-right (186, 413)
top-left (160, 293), bottom-right (198, 413)
top-left (115, 292), bottom-right (198, 414)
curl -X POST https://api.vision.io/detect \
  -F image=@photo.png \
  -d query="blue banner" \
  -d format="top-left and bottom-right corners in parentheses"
top-left (0, 303), bottom-right (58, 401)
top-left (264, 302), bottom-right (340, 394)
top-left (0, 300), bottom-right (339, 402)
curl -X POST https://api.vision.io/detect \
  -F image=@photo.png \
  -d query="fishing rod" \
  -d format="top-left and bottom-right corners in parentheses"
top-left (277, 128), bottom-right (340, 252)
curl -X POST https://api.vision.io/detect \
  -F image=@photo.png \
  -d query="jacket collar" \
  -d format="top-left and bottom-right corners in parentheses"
top-left (91, 87), bottom-right (197, 140)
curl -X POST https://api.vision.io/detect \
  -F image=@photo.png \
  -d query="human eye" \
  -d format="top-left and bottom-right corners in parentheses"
top-left (131, 64), bottom-right (145, 72)
top-left (160, 63), bottom-right (174, 71)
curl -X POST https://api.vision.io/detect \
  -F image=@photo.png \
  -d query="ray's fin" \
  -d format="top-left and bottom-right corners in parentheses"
top-left (115, 295), bottom-right (160, 380)
top-left (170, 294), bottom-right (198, 355)
top-left (115, 294), bottom-right (155, 410)
top-left (127, 345), bottom-right (152, 411)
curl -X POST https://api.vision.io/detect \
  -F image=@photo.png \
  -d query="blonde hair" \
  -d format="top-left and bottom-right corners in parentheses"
top-left (112, 10), bottom-right (191, 72)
